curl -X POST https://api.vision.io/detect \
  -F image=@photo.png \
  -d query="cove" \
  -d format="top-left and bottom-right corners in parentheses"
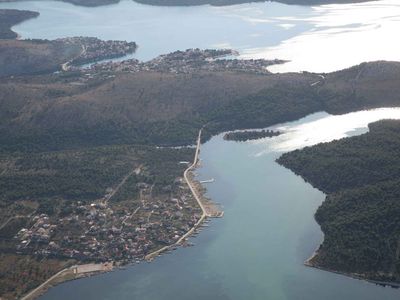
top-left (39, 108), bottom-right (400, 300)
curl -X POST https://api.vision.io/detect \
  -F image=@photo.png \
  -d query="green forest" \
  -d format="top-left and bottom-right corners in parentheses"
top-left (0, 9), bottom-right (38, 39)
top-left (277, 120), bottom-right (400, 283)
top-left (224, 129), bottom-right (281, 142)
top-left (0, 145), bottom-right (194, 214)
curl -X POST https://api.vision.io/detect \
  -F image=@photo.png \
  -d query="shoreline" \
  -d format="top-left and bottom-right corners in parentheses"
top-left (145, 129), bottom-right (223, 261)
top-left (20, 263), bottom-right (113, 300)
top-left (304, 248), bottom-right (400, 289)
top-left (20, 129), bottom-right (223, 300)
top-left (16, 113), bottom-right (400, 299)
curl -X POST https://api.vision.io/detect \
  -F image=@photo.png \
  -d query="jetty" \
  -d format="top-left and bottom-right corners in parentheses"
top-left (200, 178), bottom-right (215, 184)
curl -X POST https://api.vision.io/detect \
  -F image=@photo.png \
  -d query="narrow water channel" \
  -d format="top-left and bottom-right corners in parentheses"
top-left (40, 109), bottom-right (400, 300)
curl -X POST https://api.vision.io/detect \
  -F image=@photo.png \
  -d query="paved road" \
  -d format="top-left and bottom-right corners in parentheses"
top-left (145, 129), bottom-right (207, 260)
top-left (20, 266), bottom-right (74, 300)
top-left (183, 129), bottom-right (208, 218)
top-left (22, 130), bottom-right (209, 298)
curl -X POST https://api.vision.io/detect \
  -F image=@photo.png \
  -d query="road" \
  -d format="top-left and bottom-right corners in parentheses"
top-left (145, 129), bottom-right (208, 260)
top-left (21, 129), bottom-right (210, 297)
top-left (0, 213), bottom-right (34, 232)
top-left (310, 74), bottom-right (326, 86)
top-left (105, 167), bottom-right (138, 204)
top-left (61, 43), bottom-right (86, 71)
top-left (20, 262), bottom-right (113, 300)
top-left (20, 266), bottom-right (74, 300)
top-left (183, 129), bottom-right (209, 218)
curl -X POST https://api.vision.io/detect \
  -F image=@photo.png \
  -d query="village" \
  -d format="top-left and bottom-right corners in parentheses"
top-left (57, 36), bottom-right (137, 67)
top-left (75, 48), bottom-right (286, 76)
top-left (14, 174), bottom-right (202, 265)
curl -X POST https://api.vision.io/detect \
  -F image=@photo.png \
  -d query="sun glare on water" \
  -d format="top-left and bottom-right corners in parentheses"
top-left (254, 107), bottom-right (400, 155)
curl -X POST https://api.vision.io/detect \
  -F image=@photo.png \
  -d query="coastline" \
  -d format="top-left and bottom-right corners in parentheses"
top-left (145, 129), bottom-right (223, 261)
top-left (1, 0), bottom-right (400, 297)
top-left (20, 129), bottom-right (223, 300)
top-left (305, 245), bottom-right (400, 289)
top-left (15, 114), bottom-right (400, 299)
top-left (20, 263), bottom-right (113, 300)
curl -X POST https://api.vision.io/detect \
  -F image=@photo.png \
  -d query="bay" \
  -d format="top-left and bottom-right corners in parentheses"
top-left (1, 0), bottom-right (400, 72)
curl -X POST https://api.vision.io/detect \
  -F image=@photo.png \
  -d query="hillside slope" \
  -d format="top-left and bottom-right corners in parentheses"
top-left (2, 61), bottom-right (400, 152)
top-left (278, 120), bottom-right (400, 284)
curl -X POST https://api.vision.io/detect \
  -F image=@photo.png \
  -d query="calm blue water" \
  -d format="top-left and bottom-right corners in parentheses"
top-left (0, 0), bottom-right (313, 61)
top-left (39, 111), bottom-right (400, 300)
top-left (2, 0), bottom-right (400, 72)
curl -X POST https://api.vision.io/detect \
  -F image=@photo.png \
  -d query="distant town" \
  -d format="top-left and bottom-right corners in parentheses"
top-left (57, 36), bottom-right (137, 69)
top-left (75, 48), bottom-right (286, 76)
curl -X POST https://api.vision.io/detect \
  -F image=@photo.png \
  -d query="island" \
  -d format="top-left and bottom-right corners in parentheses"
top-left (223, 129), bottom-right (281, 142)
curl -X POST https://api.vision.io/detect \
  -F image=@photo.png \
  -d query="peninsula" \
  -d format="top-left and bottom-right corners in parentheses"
top-left (0, 9), bottom-right (38, 39)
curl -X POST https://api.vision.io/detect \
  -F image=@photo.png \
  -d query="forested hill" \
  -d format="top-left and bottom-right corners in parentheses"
top-left (2, 61), bottom-right (400, 153)
top-left (0, 9), bottom-right (38, 39)
top-left (277, 120), bottom-right (400, 285)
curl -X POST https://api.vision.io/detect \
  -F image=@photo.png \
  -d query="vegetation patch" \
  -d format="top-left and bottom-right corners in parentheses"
top-left (0, 9), bottom-right (39, 39)
top-left (277, 120), bottom-right (400, 284)
top-left (223, 129), bottom-right (281, 142)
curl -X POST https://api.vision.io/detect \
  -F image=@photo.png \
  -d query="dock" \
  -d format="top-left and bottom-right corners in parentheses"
top-left (200, 178), bottom-right (215, 184)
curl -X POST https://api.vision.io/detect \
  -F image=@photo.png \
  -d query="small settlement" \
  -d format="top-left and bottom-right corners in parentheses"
top-left (15, 174), bottom-right (202, 264)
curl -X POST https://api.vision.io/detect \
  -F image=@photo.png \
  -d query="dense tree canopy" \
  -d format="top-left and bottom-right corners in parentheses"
top-left (278, 120), bottom-right (400, 283)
